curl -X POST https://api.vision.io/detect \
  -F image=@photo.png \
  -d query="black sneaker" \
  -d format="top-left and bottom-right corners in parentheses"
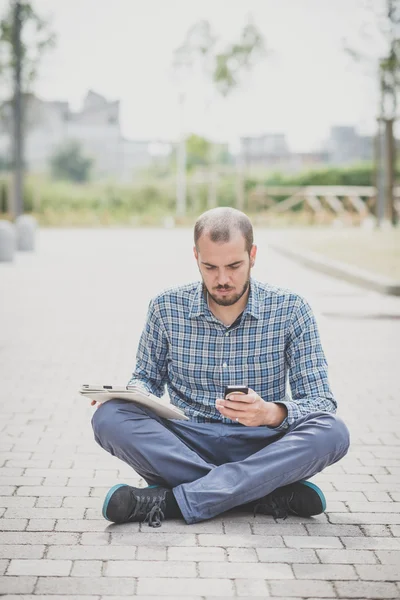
top-left (253, 480), bottom-right (326, 519)
top-left (102, 484), bottom-right (168, 528)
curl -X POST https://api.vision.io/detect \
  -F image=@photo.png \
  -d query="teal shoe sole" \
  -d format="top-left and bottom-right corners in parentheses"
top-left (102, 483), bottom-right (160, 521)
top-left (102, 484), bottom-right (128, 521)
top-left (299, 480), bottom-right (327, 512)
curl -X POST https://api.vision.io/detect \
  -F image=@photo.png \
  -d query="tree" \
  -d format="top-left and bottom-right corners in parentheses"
top-left (172, 18), bottom-right (266, 214)
top-left (345, 0), bottom-right (400, 225)
top-left (186, 133), bottom-right (212, 169)
top-left (0, 1), bottom-right (55, 217)
top-left (50, 141), bottom-right (93, 183)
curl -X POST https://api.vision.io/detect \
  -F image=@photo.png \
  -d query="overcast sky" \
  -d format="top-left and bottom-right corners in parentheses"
top-left (12, 0), bottom-right (387, 151)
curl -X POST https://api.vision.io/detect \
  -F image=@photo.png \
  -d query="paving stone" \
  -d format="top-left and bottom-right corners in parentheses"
top-left (106, 559), bottom-right (197, 577)
top-left (47, 545), bottom-right (136, 560)
top-left (136, 578), bottom-right (234, 596)
top-left (0, 544), bottom-right (45, 559)
top-left (26, 518), bottom-right (56, 531)
top-left (111, 532), bottom-right (196, 546)
top-left (36, 576), bottom-right (136, 595)
top-left (252, 523), bottom-right (307, 536)
top-left (200, 561), bottom-right (294, 579)
top-left (341, 536), bottom-right (400, 550)
top-left (0, 576), bottom-right (37, 594)
top-left (0, 559), bottom-right (8, 575)
top-left (136, 545), bottom-right (165, 560)
top-left (5, 507), bottom-right (85, 519)
top-left (268, 580), bottom-right (336, 597)
top-left (257, 548), bottom-right (318, 563)
top-left (355, 564), bottom-right (400, 581)
top-left (335, 581), bottom-right (399, 598)
top-left (305, 524), bottom-right (363, 536)
top-left (16, 486), bottom-right (91, 496)
top-left (0, 531), bottom-right (79, 545)
top-left (283, 535), bottom-right (343, 548)
top-left (80, 532), bottom-right (110, 545)
top-left (0, 496), bottom-right (36, 507)
top-left (361, 524), bottom-right (392, 536)
top-left (70, 560), bottom-right (103, 576)
top-left (36, 497), bottom-right (63, 508)
top-left (0, 518), bottom-right (27, 530)
top-left (227, 547), bottom-right (257, 562)
top-left (198, 534), bottom-right (284, 548)
top-left (55, 519), bottom-right (109, 532)
top-left (316, 549), bottom-right (377, 563)
top-left (235, 578), bottom-right (269, 596)
top-left (8, 559), bottom-right (72, 576)
top-left (293, 563), bottom-right (358, 579)
top-left (168, 546), bottom-right (226, 561)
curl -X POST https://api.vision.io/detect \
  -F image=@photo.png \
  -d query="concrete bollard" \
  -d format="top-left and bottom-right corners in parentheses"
top-left (15, 215), bottom-right (37, 251)
top-left (0, 220), bottom-right (16, 262)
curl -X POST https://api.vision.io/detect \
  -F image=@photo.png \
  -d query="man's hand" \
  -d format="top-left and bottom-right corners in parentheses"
top-left (216, 388), bottom-right (287, 427)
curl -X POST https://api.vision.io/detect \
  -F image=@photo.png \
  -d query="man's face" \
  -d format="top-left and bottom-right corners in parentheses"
top-left (194, 232), bottom-right (257, 307)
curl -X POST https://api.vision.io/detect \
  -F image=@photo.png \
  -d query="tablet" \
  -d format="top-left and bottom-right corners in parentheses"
top-left (79, 384), bottom-right (189, 421)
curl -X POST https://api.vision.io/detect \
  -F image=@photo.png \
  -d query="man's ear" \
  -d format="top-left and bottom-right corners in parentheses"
top-left (193, 246), bottom-right (198, 260)
top-left (250, 244), bottom-right (257, 267)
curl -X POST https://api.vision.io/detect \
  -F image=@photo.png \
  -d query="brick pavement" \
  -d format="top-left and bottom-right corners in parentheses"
top-left (0, 227), bottom-right (399, 599)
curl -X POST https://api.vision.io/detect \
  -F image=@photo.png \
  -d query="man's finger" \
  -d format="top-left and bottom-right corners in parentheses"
top-left (225, 394), bottom-right (256, 404)
top-left (220, 399), bottom-right (249, 411)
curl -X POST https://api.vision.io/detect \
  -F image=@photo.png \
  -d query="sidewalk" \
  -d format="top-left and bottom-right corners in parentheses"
top-left (0, 227), bottom-right (399, 599)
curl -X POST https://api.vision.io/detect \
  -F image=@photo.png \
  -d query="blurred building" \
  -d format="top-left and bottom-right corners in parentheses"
top-left (324, 126), bottom-right (374, 164)
top-left (241, 133), bottom-right (290, 168)
top-left (240, 133), bottom-right (327, 171)
top-left (0, 90), bottom-right (172, 180)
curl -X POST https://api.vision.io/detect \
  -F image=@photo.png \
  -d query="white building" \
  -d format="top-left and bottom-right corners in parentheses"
top-left (0, 90), bottom-right (172, 180)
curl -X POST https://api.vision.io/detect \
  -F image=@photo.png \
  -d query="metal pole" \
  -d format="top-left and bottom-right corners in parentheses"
top-left (11, 0), bottom-right (23, 218)
top-left (176, 92), bottom-right (186, 217)
top-left (376, 118), bottom-right (386, 228)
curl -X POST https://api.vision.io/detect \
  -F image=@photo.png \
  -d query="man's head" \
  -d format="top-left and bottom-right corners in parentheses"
top-left (193, 207), bottom-right (257, 307)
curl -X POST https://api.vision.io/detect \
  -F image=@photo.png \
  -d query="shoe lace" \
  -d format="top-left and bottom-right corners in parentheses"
top-left (253, 491), bottom-right (295, 520)
top-left (134, 494), bottom-right (166, 528)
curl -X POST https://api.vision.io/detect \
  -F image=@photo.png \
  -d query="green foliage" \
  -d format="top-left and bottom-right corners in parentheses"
top-left (245, 163), bottom-right (383, 190)
top-left (50, 141), bottom-right (93, 183)
top-left (0, 1), bottom-right (56, 89)
top-left (173, 18), bottom-right (265, 98)
top-left (186, 134), bottom-right (211, 169)
top-left (0, 161), bottom-right (395, 225)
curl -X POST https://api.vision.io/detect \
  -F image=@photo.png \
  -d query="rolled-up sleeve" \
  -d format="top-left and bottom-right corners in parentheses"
top-left (274, 297), bottom-right (337, 430)
top-left (127, 299), bottom-right (169, 397)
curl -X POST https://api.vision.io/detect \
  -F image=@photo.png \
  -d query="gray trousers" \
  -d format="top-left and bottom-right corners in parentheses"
top-left (92, 400), bottom-right (350, 524)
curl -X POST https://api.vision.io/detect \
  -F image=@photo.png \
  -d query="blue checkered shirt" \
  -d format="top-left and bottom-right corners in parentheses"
top-left (128, 278), bottom-right (336, 430)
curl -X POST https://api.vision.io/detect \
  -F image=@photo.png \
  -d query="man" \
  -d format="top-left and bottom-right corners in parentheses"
top-left (92, 207), bottom-right (350, 528)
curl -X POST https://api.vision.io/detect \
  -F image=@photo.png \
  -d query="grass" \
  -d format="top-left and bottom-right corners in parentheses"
top-left (276, 226), bottom-right (400, 280)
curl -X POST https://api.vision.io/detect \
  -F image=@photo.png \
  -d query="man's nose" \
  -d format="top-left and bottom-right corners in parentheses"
top-left (217, 269), bottom-right (230, 286)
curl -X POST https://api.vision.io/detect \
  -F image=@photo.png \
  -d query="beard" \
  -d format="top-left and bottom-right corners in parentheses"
top-left (205, 276), bottom-right (251, 307)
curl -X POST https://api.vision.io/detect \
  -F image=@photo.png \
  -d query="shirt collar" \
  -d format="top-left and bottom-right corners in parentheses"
top-left (188, 278), bottom-right (260, 320)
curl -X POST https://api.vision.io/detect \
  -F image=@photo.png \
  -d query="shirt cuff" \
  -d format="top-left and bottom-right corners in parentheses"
top-left (269, 400), bottom-right (298, 431)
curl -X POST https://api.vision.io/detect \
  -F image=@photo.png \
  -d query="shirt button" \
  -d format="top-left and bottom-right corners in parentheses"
top-left (223, 362), bottom-right (227, 368)
top-left (225, 331), bottom-right (229, 336)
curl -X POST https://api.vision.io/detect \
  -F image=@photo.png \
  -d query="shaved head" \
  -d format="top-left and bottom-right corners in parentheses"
top-left (194, 207), bottom-right (253, 254)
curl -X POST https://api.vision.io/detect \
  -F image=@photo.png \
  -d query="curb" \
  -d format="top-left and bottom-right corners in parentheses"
top-left (269, 244), bottom-right (400, 296)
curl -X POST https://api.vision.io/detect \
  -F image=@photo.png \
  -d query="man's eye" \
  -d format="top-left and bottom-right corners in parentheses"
top-left (230, 265), bottom-right (240, 270)
top-left (205, 266), bottom-right (215, 270)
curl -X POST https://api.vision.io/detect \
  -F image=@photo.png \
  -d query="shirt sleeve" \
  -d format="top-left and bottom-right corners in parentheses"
top-left (127, 298), bottom-right (169, 398)
top-left (273, 296), bottom-right (337, 431)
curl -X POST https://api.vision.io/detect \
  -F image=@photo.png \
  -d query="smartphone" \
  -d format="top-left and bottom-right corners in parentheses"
top-left (224, 385), bottom-right (249, 399)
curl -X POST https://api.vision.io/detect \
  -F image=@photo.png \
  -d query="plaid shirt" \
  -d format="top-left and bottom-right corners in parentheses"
top-left (128, 278), bottom-right (336, 430)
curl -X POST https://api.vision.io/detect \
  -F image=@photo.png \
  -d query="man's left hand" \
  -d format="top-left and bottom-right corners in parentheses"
top-left (216, 388), bottom-right (287, 427)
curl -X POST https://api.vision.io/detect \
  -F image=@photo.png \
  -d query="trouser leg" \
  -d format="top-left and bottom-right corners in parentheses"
top-left (173, 411), bottom-right (350, 524)
top-left (91, 399), bottom-right (218, 487)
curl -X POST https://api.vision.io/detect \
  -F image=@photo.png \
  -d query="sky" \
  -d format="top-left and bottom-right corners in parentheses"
top-left (4, 0), bottom-right (387, 152)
